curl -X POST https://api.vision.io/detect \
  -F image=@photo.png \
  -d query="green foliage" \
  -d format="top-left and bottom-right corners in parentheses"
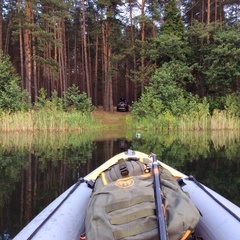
top-left (224, 93), bottom-right (240, 117)
top-left (148, 60), bottom-right (194, 116)
top-left (187, 23), bottom-right (240, 97)
top-left (35, 88), bottom-right (64, 111)
top-left (161, 0), bottom-right (186, 39)
top-left (35, 85), bottom-right (95, 113)
top-left (131, 89), bottom-right (163, 118)
top-left (206, 93), bottom-right (240, 118)
top-left (130, 48), bottom-right (240, 131)
top-left (0, 151), bottom-right (25, 207)
top-left (132, 60), bottom-right (200, 118)
top-left (157, 111), bottom-right (178, 130)
top-left (152, 34), bottom-right (191, 64)
top-left (187, 20), bottom-right (220, 45)
top-left (204, 29), bottom-right (240, 96)
top-left (0, 51), bottom-right (29, 112)
top-left (64, 84), bottom-right (95, 113)
top-left (35, 88), bottom-right (48, 107)
top-left (206, 96), bottom-right (225, 114)
top-left (131, 87), bottom-right (240, 131)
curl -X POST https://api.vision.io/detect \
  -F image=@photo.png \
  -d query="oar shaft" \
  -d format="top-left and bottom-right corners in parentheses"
top-left (151, 154), bottom-right (168, 240)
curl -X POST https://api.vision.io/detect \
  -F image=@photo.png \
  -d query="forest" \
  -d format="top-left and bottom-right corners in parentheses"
top-left (0, 0), bottom-right (239, 115)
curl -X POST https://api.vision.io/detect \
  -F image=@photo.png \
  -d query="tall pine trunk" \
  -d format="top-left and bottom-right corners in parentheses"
top-left (93, 32), bottom-right (99, 105)
top-left (17, 0), bottom-right (24, 89)
top-left (0, 0), bottom-right (2, 51)
top-left (129, 0), bottom-right (137, 101)
top-left (141, 0), bottom-right (145, 94)
top-left (24, 1), bottom-right (33, 102)
top-left (81, 0), bottom-right (90, 97)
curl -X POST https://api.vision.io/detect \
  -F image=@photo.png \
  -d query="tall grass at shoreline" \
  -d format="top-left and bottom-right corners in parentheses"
top-left (0, 110), bottom-right (99, 132)
top-left (210, 110), bottom-right (240, 130)
top-left (2, 109), bottom-right (240, 133)
top-left (127, 110), bottom-right (240, 131)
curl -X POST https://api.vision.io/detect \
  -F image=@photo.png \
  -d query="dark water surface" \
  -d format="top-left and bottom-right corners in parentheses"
top-left (0, 130), bottom-right (239, 238)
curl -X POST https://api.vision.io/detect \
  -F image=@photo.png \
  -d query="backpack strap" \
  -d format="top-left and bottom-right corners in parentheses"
top-left (113, 221), bottom-right (157, 240)
top-left (106, 195), bottom-right (154, 213)
top-left (100, 157), bottom-right (152, 186)
top-left (101, 172), bottom-right (108, 185)
top-left (109, 208), bottom-right (155, 224)
top-left (118, 158), bottom-right (129, 177)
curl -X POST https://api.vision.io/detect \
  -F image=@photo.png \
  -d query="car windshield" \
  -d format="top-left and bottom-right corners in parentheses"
top-left (119, 98), bottom-right (126, 103)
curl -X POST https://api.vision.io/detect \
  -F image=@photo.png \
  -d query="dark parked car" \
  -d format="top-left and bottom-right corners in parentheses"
top-left (117, 98), bottom-right (129, 112)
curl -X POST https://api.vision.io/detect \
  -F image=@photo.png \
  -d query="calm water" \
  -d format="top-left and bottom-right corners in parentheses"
top-left (0, 130), bottom-right (240, 238)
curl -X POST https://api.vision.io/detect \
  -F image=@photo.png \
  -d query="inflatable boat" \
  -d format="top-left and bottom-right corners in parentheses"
top-left (13, 150), bottom-right (240, 240)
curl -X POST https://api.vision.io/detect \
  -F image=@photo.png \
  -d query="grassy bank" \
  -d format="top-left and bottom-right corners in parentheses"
top-left (0, 108), bottom-right (129, 133)
top-left (0, 110), bottom-right (100, 132)
top-left (1, 108), bottom-right (239, 133)
top-left (127, 110), bottom-right (240, 131)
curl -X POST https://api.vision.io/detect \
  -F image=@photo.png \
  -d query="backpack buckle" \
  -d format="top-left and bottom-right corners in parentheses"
top-left (144, 164), bottom-right (151, 173)
top-left (118, 158), bottom-right (129, 177)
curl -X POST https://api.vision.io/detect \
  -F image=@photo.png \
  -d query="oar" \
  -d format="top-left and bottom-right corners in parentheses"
top-left (150, 153), bottom-right (168, 240)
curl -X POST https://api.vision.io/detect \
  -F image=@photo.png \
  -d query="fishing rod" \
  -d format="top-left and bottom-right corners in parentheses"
top-left (150, 153), bottom-right (168, 240)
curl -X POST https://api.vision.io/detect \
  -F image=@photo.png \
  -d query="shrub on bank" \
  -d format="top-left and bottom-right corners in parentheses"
top-left (0, 51), bottom-right (29, 112)
top-left (35, 85), bottom-right (95, 113)
top-left (130, 90), bottom-right (240, 131)
top-left (130, 61), bottom-right (240, 131)
top-left (0, 84), bottom-right (96, 132)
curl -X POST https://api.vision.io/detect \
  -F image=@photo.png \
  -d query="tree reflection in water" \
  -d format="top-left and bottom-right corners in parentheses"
top-left (0, 130), bottom-right (239, 238)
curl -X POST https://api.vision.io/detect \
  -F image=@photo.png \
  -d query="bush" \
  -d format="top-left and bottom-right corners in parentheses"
top-left (35, 85), bottom-right (95, 113)
top-left (64, 84), bottom-right (95, 113)
top-left (0, 51), bottom-right (29, 111)
top-left (131, 89), bottom-right (163, 118)
top-left (206, 96), bottom-right (225, 115)
top-left (224, 93), bottom-right (240, 117)
top-left (35, 88), bottom-right (64, 111)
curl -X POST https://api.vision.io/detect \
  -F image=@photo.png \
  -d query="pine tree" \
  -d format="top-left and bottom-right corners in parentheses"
top-left (0, 51), bottom-right (29, 111)
top-left (161, 0), bottom-right (185, 38)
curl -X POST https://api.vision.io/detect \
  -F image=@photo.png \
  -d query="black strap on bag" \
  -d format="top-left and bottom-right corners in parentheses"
top-left (118, 158), bottom-right (129, 176)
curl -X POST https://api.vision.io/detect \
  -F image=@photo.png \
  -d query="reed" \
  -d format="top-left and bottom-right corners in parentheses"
top-left (0, 131), bottom-right (95, 153)
top-left (129, 110), bottom-right (240, 131)
top-left (211, 110), bottom-right (240, 130)
top-left (0, 109), bottom-right (100, 133)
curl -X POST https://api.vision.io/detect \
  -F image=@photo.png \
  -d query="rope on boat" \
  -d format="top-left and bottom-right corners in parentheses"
top-left (26, 177), bottom-right (86, 240)
top-left (188, 175), bottom-right (240, 222)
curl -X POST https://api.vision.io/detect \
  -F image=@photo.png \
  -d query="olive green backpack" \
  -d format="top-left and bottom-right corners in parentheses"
top-left (85, 157), bottom-right (200, 240)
